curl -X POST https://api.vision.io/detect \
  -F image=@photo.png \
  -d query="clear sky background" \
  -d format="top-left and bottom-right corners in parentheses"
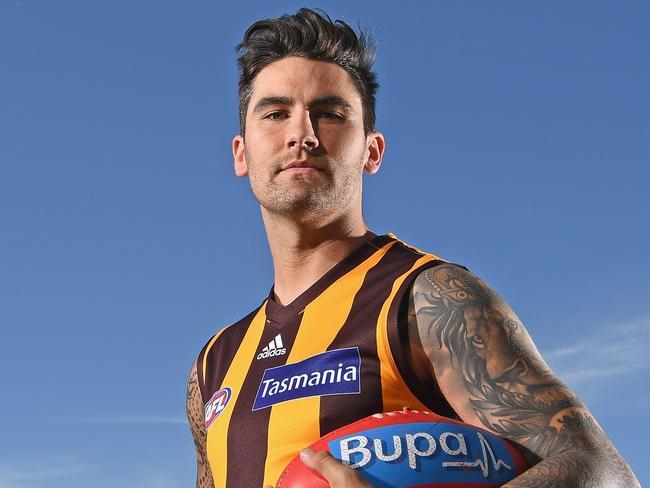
top-left (1, 1), bottom-right (648, 486)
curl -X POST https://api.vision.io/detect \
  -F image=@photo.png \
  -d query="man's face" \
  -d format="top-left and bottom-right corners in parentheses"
top-left (232, 57), bottom-right (383, 222)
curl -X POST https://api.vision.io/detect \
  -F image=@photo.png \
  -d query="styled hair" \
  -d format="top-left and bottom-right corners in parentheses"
top-left (236, 8), bottom-right (378, 135)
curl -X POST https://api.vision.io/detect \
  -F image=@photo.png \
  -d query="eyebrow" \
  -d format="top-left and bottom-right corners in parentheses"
top-left (310, 96), bottom-right (353, 112)
top-left (252, 96), bottom-right (294, 114)
top-left (252, 95), bottom-right (354, 114)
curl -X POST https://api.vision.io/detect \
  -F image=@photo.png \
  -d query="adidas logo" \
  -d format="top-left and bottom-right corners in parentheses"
top-left (256, 334), bottom-right (287, 360)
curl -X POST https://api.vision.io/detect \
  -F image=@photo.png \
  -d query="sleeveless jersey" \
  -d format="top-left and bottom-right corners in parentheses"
top-left (196, 233), bottom-right (461, 487)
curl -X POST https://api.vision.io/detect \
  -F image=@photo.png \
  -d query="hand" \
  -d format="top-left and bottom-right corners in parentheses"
top-left (298, 448), bottom-right (373, 487)
top-left (262, 448), bottom-right (373, 488)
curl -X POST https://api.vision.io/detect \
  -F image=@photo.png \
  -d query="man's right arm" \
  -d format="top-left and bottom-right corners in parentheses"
top-left (186, 359), bottom-right (215, 488)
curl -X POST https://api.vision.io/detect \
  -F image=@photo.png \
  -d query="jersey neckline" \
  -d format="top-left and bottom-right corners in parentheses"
top-left (264, 233), bottom-right (395, 325)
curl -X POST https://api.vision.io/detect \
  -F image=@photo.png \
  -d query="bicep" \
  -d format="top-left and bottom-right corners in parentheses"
top-left (408, 264), bottom-right (604, 461)
top-left (186, 359), bottom-right (215, 488)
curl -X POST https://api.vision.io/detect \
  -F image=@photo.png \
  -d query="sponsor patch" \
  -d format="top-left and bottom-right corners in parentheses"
top-left (253, 347), bottom-right (361, 411)
top-left (204, 387), bottom-right (232, 430)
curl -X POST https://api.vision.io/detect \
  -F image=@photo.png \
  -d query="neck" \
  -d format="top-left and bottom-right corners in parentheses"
top-left (261, 207), bottom-right (374, 306)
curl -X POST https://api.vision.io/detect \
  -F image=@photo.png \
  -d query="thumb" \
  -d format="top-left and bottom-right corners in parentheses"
top-left (300, 448), bottom-right (343, 482)
top-left (300, 448), bottom-right (364, 486)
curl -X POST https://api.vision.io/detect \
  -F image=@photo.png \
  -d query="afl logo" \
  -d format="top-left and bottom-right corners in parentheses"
top-left (204, 387), bottom-right (232, 430)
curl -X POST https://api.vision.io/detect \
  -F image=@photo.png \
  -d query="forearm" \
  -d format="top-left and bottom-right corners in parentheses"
top-left (504, 448), bottom-right (640, 488)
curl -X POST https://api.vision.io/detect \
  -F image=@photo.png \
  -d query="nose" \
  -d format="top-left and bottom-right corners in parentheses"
top-left (287, 110), bottom-right (319, 151)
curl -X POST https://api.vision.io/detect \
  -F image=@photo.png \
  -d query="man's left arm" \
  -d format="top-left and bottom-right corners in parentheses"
top-left (407, 263), bottom-right (639, 487)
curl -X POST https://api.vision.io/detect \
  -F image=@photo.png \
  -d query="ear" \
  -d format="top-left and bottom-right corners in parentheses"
top-left (232, 134), bottom-right (248, 177)
top-left (363, 131), bottom-right (385, 175)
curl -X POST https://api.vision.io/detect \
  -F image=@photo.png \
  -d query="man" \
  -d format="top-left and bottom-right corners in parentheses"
top-left (186, 8), bottom-right (639, 488)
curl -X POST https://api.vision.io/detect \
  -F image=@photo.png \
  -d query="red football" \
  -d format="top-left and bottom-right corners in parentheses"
top-left (276, 408), bottom-right (527, 488)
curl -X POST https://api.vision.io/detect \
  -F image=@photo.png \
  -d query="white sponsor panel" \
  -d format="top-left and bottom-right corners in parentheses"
top-left (259, 362), bottom-right (358, 398)
top-left (339, 429), bottom-right (511, 476)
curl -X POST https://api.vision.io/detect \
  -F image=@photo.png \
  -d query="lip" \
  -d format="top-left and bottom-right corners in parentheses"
top-left (280, 160), bottom-right (323, 172)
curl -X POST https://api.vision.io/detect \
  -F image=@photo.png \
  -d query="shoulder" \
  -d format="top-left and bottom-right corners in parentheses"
top-left (413, 261), bottom-right (479, 288)
top-left (199, 304), bottom-right (265, 360)
top-left (194, 303), bottom-right (266, 398)
top-left (411, 262), bottom-right (510, 316)
top-left (407, 262), bottom-right (545, 381)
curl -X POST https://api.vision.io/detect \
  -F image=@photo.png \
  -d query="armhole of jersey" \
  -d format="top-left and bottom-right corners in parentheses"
top-left (196, 304), bottom-right (265, 406)
top-left (196, 327), bottom-right (227, 405)
top-left (385, 260), bottom-right (468, 419)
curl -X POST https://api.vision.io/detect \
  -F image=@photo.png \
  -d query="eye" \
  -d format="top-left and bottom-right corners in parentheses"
top-left (263, 111), bottom-right (288, 121)
top-left (318, 111), bottom-right (344, 120)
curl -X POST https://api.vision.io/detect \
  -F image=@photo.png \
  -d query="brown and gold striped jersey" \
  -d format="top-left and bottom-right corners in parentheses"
top-left (196, 233), bottom-right (462, 487)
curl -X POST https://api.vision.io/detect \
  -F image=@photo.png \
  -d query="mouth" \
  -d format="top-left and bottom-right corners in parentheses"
top-left (280, 160), bottom-right (323, 173)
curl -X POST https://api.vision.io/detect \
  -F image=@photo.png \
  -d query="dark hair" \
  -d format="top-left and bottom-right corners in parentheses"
top-left (236, 8), bottom-right (378, 135)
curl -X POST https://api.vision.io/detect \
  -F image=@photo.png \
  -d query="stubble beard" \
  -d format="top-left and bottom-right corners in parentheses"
top-left (247, 152), bottom-right (363, 224)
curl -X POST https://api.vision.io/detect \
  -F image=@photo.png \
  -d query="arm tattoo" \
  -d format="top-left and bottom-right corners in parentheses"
top-left (410, 264), bottom-right (639, 486)
top-left (186, 361), bottom-right (215, 488)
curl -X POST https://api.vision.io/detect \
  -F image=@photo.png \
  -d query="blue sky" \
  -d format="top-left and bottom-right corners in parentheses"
top-left (1, 1), bottom-right (648, 486)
